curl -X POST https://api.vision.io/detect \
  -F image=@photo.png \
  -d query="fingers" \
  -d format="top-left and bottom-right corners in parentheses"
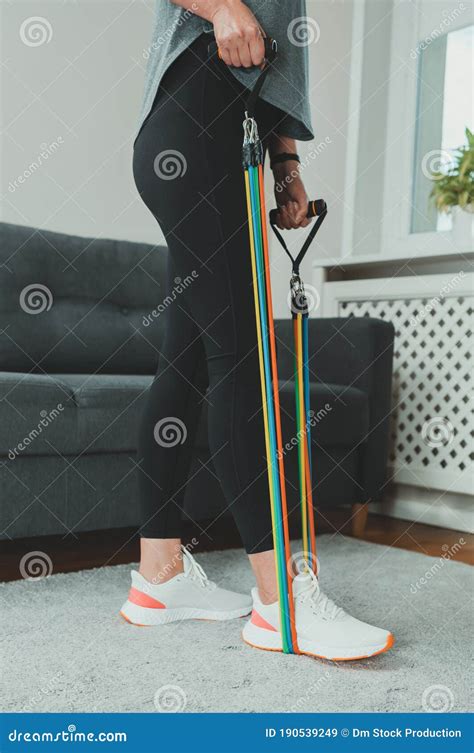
top-left (294, 202), bottom-right (308, 226)
top-left (229, 45), bottom-right (242, 68)
top-left (237, 26), bottom-right (265, 68)
top-left (238, 39), bottom-right (253, 68)
top-left (275, 206), bottom-right (291, 230)
top-left (249, 27), bottom-right (265, 67)
top-left (276, 205), bottom-right (298, 230)
top-left (275, 201), bottom-right (311, 230)
top-left (217, 25), bottom-right (265, 68)
top-left (219, 47), bottom-right (233, 66)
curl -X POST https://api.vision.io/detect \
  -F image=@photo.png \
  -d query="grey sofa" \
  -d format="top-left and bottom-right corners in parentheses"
top-left (0, 222), bottom-right (394, 541)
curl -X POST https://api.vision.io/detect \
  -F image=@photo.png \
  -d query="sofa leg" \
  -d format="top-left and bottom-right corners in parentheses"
top-left (351, 503), bottom-right (369, 537)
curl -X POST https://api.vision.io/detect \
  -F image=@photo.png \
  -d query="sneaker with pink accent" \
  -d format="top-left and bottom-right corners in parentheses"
top-left (242, 569), bottom-right (394, 660)
top-left (120, 547), bottom-right (252, 626)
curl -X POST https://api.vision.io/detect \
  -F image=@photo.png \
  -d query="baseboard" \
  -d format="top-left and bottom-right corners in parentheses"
top-left (370, 484), bottom-right (474, 534)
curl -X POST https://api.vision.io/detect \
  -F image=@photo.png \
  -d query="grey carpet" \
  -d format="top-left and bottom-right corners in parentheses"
top-left (1, 535), bottom-right (472, 713)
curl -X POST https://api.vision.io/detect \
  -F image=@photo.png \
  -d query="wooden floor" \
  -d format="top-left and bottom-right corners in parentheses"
top-left (1, 509), bottom-right (472, 582)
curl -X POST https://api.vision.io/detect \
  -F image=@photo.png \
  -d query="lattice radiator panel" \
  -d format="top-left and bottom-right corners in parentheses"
top-left (339, 295), bottom-right (473, 494)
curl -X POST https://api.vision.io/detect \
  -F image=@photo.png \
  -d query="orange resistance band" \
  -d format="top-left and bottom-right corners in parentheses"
top-left (258, 164), bottom-right (299, 652)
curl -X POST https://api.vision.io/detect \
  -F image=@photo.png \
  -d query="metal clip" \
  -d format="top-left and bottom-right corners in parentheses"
top-left (290, 273), bottom-right (303, 296)
top-left (243, 114), bottom-right (259, 145)
top-left (290, 274), bottom-right (308, 315)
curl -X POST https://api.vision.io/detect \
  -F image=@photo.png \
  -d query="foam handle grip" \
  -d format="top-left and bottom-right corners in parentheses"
top-left (208, 37), bottom-right (277, 63)
top-left (269, 200), bottom-right (326, 226)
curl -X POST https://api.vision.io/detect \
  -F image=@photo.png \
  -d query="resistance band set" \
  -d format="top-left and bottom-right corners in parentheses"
top-left (212, 38), bottom-right (327, 654)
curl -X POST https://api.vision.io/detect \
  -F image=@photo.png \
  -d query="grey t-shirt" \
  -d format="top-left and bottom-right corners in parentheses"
top-left (138, 0), bottom-right (314, 141)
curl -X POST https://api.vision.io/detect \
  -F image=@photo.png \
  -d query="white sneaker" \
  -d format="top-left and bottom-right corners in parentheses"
top-left (120, 547), bottom-right (252, 626)
top-left (242, 569), bottom-right (394, 660)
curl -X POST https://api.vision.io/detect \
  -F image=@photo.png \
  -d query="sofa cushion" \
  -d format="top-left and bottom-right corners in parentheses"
top-left (0, 369), bottom-right (368, 460)
top-left (194, 380), bottom-right (368, 450)
top-left (279, 380), bottom-right (369, 448)
top-left (0, 372), bottom-right (152, 458)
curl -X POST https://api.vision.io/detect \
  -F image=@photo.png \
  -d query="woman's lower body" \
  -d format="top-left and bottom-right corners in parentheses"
top-left (122, 35), bottom-right (394, 660)
top-left (133, 35), bottom-right (278, 555)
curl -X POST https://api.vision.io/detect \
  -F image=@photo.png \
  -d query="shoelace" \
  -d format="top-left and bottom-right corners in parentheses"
top-left (298, 569), bottom-right (343, 620)
top-left (182, 547), bottom-right (216, 590)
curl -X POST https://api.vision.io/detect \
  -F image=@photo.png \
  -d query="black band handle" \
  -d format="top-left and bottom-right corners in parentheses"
top-left (269, 199), bottom-right (326, 226)
top-left (207, 36), bottom-right (277, 118)
top-left (269, 200), bottom-right (328, 275)
top-left (207, 37), bottom-right (278, 65)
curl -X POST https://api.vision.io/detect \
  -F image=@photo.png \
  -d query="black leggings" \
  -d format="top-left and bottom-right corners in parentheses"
top-left (133, 35), bottom-right (282, 554)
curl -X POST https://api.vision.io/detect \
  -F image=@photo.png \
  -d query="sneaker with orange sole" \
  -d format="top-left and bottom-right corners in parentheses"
top-left (120, 547), bottom-right (252, 626)
top-left (242, 569), bottom-right (394, 661)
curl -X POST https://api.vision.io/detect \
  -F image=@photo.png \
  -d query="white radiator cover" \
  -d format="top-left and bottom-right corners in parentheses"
top-left (322, 273), bottom-right (473, 499)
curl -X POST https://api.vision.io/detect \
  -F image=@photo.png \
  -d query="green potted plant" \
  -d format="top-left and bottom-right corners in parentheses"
top-left (430, 127), bottom-right (474, 242)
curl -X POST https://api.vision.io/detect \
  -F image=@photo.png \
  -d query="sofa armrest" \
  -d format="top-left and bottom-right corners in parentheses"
top-left (275, 317), bottom-right (394, 503)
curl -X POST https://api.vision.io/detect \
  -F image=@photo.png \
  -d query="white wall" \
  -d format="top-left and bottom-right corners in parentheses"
top-left (351, 0), bottom-right (393, 257)
top-left (270, 0), bottom-right (354, 315)
top-left (0, 0), bottom-right (354, 316)
top-left (1, 0), bottom-right (156, 242)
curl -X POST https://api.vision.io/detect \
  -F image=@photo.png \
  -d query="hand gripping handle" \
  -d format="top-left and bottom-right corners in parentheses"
top-left (269, 199), bottom-right (326, 226)
top-left (207, 37), bottom-right (278, 65)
